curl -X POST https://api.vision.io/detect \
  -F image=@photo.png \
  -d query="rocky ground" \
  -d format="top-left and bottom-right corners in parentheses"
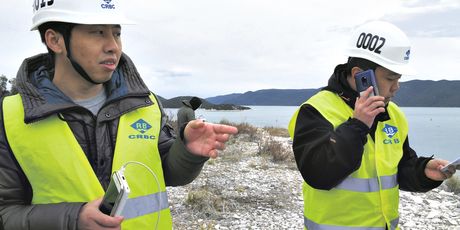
top-left (167, 129), bottom-right (460, 230)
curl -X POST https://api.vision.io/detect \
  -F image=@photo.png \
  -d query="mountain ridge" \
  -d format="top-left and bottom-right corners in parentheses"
top-left (203, 80), bottom-right (460, 107)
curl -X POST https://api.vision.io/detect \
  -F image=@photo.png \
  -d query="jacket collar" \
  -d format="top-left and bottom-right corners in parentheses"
top-left (15, 53), bottom-right (151, 123)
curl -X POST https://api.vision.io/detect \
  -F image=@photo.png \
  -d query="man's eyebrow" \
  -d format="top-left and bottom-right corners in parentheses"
top-left (388, 73), bottom-right (401, 79)
top-left (386, 69), bottom-right (400, 77)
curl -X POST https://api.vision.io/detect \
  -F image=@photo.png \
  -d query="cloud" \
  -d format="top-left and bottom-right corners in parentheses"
top-left (382, 0), bottom-right (460, 37)
top-left (1, 0), bottom-right (459, 98)
top-left (154, 69), bottom-right (193, 79)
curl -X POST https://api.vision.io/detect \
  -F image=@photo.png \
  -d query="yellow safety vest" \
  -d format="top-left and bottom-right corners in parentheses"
top-left (3, 94), bottom-right (173, 229)
top-left (289, 91), bottom-right (407, 230)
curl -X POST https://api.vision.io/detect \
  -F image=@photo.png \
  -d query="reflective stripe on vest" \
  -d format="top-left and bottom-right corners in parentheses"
top-left (305, 216), bottom-right (399, 230)
top-left (289, 91), bottom-right (408, 230)
top-left (336, 174), bottom-right (397, 192)
top-left (122, 191), bottom-right (169, 219)
top-left (3, 94), bottom-right (173, 229)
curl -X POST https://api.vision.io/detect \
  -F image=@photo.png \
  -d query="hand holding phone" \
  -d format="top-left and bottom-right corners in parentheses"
top-left (99, 170), bottom-right (130, 216)
top-left (441, 157), bottom-right (460, 173)
top-left (355, 69), bottom-right (379, 97)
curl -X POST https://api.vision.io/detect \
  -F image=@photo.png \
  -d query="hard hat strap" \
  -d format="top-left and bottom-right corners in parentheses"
top-left (63, 27), bottom-right (102, 85)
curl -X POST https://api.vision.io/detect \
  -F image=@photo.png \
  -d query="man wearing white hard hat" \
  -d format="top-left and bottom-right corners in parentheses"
top-left (288, 21), bottom-right (455, 229)
top-left (0, 0), bottom-right (237, 229)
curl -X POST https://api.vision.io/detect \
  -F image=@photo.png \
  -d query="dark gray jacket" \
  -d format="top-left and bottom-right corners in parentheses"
top-left (176, 104), bottom-right (195, 134)
top-left (0, 53), bottom-right (208, 230)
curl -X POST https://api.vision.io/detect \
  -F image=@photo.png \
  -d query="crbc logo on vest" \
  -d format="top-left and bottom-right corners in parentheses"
top-left (382, 124), bottom-right (400, 144)
top-left (130, 119), bottom-right (155, 140)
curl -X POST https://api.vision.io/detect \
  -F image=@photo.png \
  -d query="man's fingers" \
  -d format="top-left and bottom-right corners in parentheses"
top-left (87, 198), bottom-right (103, 207)
top-left (364, 95), bottom-right (385, 106)
top-left (215, 134), bottom-right (230, 142)
top-left (213, 124), bottom-right (238, 134)
top-left (188, 119), bottom-right (205, 129)
top-left (94, 215), bottom-right (124, 228)
top-left (370, 106), bottom-right (385, 116)
top-left (187, 120), bottom-right (237, 135)
top-left (214, 141), bottom-right (226, 150)
top-left (208, 150), bottom-right (218, 159)
top-left (359, 86), bottom-right (374, 98)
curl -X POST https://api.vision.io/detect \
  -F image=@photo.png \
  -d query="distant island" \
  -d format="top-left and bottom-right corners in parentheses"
top-left (158, 96), bottom-right (250, 110)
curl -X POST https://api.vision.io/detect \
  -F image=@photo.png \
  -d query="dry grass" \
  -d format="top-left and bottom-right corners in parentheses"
top-left (185, 184), bottom-right (236, 219)
top-left (219, 121), bottom-right (294, 163)
top-left (263, 126), bottom-right (290, 137)
top-left (219, 120), bottom-right (260, 142)
top-left (257, 137), bottom-right (292, 162)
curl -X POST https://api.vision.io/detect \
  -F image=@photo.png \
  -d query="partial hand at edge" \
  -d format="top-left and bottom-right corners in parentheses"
top-left (184, 119), bottom-right (238, 159)
top-left (425, 158), bottom-right (455, 181)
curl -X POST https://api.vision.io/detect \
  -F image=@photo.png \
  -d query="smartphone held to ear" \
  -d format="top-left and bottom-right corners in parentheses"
top-left (99, 170), bottom-right (130, 216)
top-left (355, 69), bottom-right (379, 97)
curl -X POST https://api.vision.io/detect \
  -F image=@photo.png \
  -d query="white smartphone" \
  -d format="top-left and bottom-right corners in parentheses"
top-left (99, 170), bottom-right (130, 216)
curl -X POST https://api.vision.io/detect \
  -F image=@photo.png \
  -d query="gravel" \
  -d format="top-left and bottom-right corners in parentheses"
top-left (167, 132), bottom-right (460, 230)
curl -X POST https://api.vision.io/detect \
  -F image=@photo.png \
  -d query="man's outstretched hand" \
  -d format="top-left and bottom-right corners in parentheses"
top-left (184, 119), bottom-right (238, 158)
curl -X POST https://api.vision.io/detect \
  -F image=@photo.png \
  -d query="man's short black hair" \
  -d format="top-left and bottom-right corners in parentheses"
top-left (346, 57), bottom-right (380, 75)
top-left (37, 22), bottom-right (76, 61)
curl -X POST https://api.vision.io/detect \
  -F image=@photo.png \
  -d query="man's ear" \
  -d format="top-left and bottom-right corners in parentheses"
top-left (350, 67), bottom-right (363, 78)
top-left (348, 67), bottom-right (363, 91)
top-left (44, 29), bottom-right (65, 54)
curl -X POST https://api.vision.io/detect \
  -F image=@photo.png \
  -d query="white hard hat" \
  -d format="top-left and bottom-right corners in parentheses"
top-left (31, 0), bottom-right (134, 31)
top-left (345, 21), bottom-right (416, 76)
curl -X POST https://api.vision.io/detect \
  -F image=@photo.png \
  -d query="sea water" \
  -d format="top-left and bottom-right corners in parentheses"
top-left (165, 106), bottom-right (460, 161)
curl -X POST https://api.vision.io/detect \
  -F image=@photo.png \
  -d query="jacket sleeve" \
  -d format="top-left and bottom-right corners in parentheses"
top-left (292, 104), bottom-right (370, 190)
top-left (397, 138), bottom-right (442, 192)
top-left (187, 109), bottom-right (196, 121)
top-left (157, 101), bottom-right (208, 187)
top-left (0, 114), bottom-right (83, 230)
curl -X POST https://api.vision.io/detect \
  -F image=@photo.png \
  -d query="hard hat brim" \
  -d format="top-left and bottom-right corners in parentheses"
top-left (345, 49), bottom-right (417, 76)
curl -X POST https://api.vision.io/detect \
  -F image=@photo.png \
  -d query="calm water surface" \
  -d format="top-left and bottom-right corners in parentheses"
top-left (165, 106), bottom-right (460, 161)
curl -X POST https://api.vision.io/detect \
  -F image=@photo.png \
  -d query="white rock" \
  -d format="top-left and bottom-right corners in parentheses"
top-left (168, 129), bottom-right (460, 229)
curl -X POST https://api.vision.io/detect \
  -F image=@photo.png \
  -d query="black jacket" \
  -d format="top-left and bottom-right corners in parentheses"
top-left (0, 53), bottom-right (208, 229)
top-left (292, 63), bottom-right (442, 191)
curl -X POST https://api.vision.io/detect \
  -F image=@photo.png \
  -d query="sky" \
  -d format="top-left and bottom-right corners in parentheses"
top-left (1, 0), bottom-right (459, 99)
